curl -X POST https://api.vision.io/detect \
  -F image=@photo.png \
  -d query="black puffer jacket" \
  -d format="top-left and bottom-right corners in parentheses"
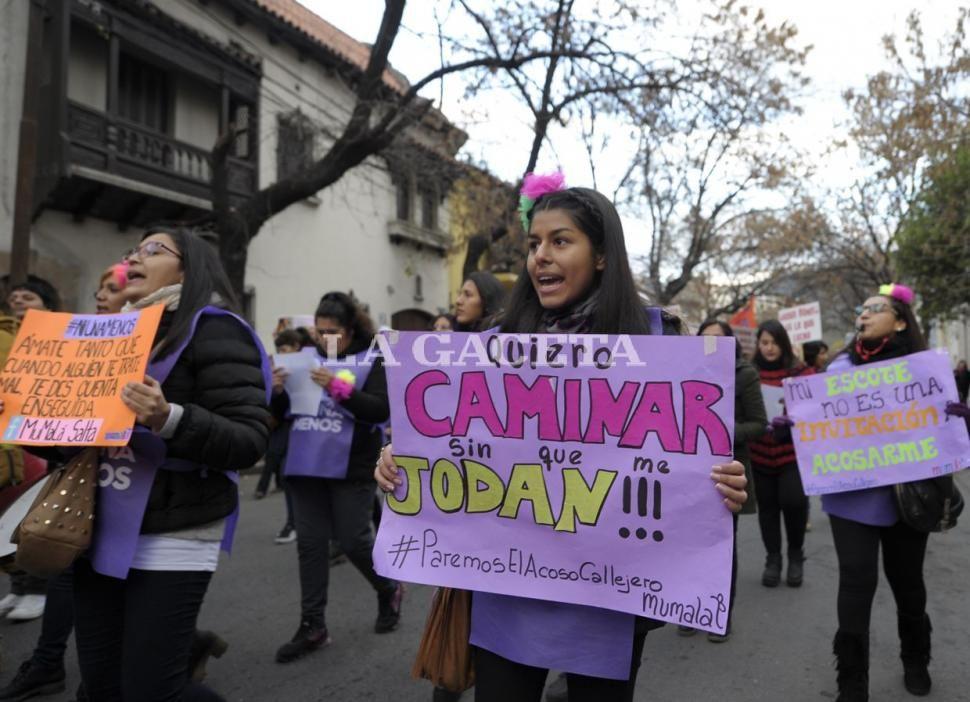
top-left (141, 310), bottom-right (270, 533)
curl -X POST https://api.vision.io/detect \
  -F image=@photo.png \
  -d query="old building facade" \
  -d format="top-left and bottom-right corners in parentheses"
top-left (1, 0), bottom-right (466, 339)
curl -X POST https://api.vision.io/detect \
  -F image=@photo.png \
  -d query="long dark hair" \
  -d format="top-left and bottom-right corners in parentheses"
top-left (753, 319), bottom-right (796, 369)
top-left (457, 271), bottom-right (507, 331)
top-left (315, 291), bottom-right (375, 355)
top-left (145, 226), bottom-right (240, 359)
top-left (500, 188), bottom-right (652, 335)
top-left (802, 340), bottom-right (828, 367)
top-left (885, 295), bottom-right (927, 354)
top-left (698, 319), bottom-right (740, 358)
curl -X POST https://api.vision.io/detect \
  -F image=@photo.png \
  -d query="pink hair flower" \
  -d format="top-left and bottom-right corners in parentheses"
top-left (878, 283), bottom-right (915, 306)
top-left (519, 170), bottom-right (567, 230)
top-left (521, 171), bottom-right (566, 201)
top-left (112, 262), bottom-right (130, 289)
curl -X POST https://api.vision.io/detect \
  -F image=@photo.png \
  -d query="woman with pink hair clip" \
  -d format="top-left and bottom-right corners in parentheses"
top-left (377, 172), bottom-right (748, 702)
top-left (823, 283), bottom-right (968, 701)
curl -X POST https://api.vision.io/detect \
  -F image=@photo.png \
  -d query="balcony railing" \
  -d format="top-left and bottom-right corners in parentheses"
top-left (66, 101), bottom-right (255, 206)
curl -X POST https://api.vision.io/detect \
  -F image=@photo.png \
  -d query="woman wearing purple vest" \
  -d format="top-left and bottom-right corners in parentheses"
top-left (274, 292), bottom-right (401, 664)
top-left (70, 227), bottom-right (270, 701)
top-left (824, 284), bottom-right (967, 702)
top-left (376, 175), bottom-right (748, 702)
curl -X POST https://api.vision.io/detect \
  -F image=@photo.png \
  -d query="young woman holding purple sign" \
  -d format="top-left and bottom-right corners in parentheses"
top-left (376, 173), bottom-right (749, 702)
top-left (27, 227), bottom-right (271, 702)
top-left (274, 292), bottom-right (402, 664)
top-left (824, 283), bottom-right (968, 701)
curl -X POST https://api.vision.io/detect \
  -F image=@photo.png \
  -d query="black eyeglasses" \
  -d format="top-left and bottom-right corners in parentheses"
top-left (123, 241), bottom-right (182, 261)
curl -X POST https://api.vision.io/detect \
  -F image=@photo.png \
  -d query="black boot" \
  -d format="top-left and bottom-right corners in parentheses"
top-left (0, 661), bottom-right (66, 700)
top-left (762, 553), bottom-right (782, 587)
top-left (787, 548), bottom-right (804, 587)
top-left (375, 583), bottom-right (403, 633)
top-left (189, 630), bottom-right (229, 682)
top-left (898, 613), bottom-right (932, 696)
top-left (833, 630), bottom-right (869, 702)
top-left (432, 687), bottom-right (463, 702)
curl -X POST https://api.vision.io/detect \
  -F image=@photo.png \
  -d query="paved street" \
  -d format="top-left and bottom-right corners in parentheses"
top-left (1, 470), bottom-right (968, 702)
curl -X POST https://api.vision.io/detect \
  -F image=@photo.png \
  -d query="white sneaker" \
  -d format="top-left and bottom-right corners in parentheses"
top-left (6, 593), bottom-right (46, 621)
top-left (274, 525), bottom-right (296, 544)
top-left (0, 592), bottom-right (22, 615)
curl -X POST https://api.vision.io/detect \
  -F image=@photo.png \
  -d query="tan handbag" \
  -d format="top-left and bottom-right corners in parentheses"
top-left (411, 588), bottom-right (475, 692)
top-left (12, 448), bottom-right (99, 577)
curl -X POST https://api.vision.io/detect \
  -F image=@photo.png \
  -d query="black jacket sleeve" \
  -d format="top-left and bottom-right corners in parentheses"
top-left (270, 389), bottom-right (291, 422)
top-left (735, 361), bottom-right (768, 445)
top-left (163, 315), bottom-right (270, 471)
top-left (340, 356), bottom-right (390, 482)
top-left (340, 356), bottom-right (389, 424)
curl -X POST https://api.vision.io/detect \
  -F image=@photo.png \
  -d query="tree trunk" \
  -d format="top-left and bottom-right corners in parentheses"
top-left (217, 212), bottom-right (251, 306)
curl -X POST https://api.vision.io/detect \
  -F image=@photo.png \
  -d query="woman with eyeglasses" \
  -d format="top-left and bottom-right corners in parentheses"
top-left (749, 319), bottom-right (814, 589)
top-left (823, 284), bottom-right (969, 701)
top-left (58, 227), bottom-right (268, 701)
top-left (272, 291), bottom-right (400, 665)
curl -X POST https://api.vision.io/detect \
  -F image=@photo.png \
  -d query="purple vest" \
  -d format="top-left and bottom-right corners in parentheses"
top-left (820, 354), bottom-right (899, 527)
top-left (89, 307), bottom-right (271, 579)
top-left (283, 350), bottom-right (373, 480)
top-left (469, 311), bottom-right (667, 680)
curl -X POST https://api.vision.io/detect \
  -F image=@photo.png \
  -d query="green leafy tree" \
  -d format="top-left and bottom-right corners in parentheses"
top-left (819, 9), bottom-right (969, 305)
top-left (896, 143), bottom-right (970, 322)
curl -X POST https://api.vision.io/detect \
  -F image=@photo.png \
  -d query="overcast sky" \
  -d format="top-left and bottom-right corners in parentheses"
top-left (303, 0), bottom-right (962, 257)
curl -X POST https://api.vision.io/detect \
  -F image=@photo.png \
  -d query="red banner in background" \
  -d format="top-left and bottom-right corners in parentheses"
top-left (728, 297), bottom-right (757, 329)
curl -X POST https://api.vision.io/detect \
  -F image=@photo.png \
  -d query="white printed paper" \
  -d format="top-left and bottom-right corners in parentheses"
top-left (275, 349), bottom-right (323, 416)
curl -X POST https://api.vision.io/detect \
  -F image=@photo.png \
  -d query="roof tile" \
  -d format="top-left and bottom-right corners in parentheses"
top-left (253, 0), bottom-right (407, 93)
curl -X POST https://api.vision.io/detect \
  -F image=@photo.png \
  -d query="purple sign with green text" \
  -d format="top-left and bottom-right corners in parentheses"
top-left (784, 350), bottom-right (970, 495)
top-left (373, 332), bottom-right (737, 634)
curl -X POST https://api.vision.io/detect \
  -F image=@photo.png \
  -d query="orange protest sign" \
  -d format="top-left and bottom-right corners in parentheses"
top-left (0, 306), bottom-right (164, 446)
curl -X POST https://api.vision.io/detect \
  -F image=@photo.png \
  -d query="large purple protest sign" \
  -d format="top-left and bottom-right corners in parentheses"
top-left (784, 350), bottom-right (970, 496)
top-left (373, 332), bottom-right (736, 634)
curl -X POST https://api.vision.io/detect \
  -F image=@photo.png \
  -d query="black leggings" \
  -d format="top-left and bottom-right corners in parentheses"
top-left (32, 568), bottom-right (74, 670)
top-left (288, 477), bottom-right (395, 628)
top-left (10, 570), bottom-right (47, 596)
top-left (752, 462), bottom-right (808, 555)
top-left (472, 628), bottom-right (649, 702)
top-left (829, 515), bottom-right (928, 636)
top-left (73, 559), bottom-right (222, 702)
